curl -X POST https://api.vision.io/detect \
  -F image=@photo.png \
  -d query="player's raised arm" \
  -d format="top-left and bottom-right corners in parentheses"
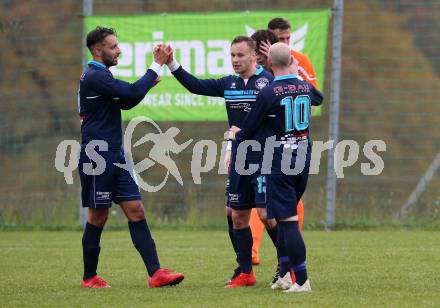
top-left (100, 44), bottom-right (170, 110)
top-left (88, 66), bottom-right (159, 110)
top-left (165, 48), bottom-right (226, 97)
top-left (85, 36), bottom-right (170, 111)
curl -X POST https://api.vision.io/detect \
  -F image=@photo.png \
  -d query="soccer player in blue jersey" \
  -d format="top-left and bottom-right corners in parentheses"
top-left (78, 27), bottom-right (184, 288)
top-left (162, 36), bottom-right (273, 288)
top-left (229, 42), bottom-right (323, 292)
top-left (249, 28), bottom-right (281, 271)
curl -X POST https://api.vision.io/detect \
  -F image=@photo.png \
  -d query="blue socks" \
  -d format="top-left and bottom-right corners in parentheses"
top-left (292, 261), bottom-right (308, 286)
top-left (276, 224), bottom-right (290, 277)
top-left (233, 227), bottom-right (253, 274)
top-left (83, 219), bottom-right (161, 279)
top-left (227, 215), bottom-right (239, 255)
top-left (128, 219), bottom-right (160, 277)
top-left (82, 222), bottom-right (103, 280)
top-left (266, 225), bottom-right (278, 250)
top-left (278, 221), bottom-right (308, 285)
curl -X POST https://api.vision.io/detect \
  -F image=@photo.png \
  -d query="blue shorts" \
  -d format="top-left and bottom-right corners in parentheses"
top-left (265, 173), bottom-right (309, 219)
top-left (227, 165), bottom-right (266, 210)
top-left (79, 147), bottom-right (141, 208)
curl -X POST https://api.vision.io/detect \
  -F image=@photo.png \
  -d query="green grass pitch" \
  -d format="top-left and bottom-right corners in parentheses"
top-left (1, 230), bottom-right (439, 307)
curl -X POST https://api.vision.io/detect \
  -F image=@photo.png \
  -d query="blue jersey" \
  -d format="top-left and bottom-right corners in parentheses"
top-left (172, 66), bottom-right (274, 127)
top-left (236, 74), bottom-right (323, 171)
top-left (78, 61), bottom-right (158, 150)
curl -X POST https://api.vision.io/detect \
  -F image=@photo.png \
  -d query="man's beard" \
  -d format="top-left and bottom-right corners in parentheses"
top-left (102, 54), bottom-right (117, 67)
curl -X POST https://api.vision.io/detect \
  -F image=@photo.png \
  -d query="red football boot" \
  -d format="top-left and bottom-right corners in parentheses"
top-left (148, 268), bottom-right (185, 288)
top-left (225, 271), bottom-right (256, 288)
top-left (81, 275), bottom-right (110, 288)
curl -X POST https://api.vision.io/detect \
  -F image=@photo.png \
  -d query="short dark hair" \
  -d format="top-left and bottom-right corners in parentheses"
top-left (231, 36), bottom-right (255, 51)
top-left (86, 26), bottom-right (116, 51)
top-left (268, 17), bottom-right (291, 31)
top-left (251, 29), bottom-right (278, 52)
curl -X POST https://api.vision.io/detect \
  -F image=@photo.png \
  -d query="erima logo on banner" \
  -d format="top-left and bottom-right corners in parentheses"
top-left (111, 24), bottom-right (308, 78)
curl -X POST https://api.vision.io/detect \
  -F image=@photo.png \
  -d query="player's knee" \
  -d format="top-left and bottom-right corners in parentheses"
top-left (88, 209), bottom-right (109, 227)
top-left (233, 219), bottom-right (247, 229)
top-left (122, 201), bottom-right (146, 221)
top-left (259, 217), bottom-right (275, 229)
top-left (265, 218), bottom-right (277, 229)
top-left (257, 208), bottom-right (275, 228)
top-left (131, 202), bottom-right (145, 221)
top-left (89, 216), bottom-right (108, 227)
top-left (257, 208), bottom-right (267, 221)
top-left (231, 211), bottom-right (250, 229)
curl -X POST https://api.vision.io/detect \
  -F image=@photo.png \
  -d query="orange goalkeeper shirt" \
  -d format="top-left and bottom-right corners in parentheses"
top-left (291, 50), bottom-right (318, 89)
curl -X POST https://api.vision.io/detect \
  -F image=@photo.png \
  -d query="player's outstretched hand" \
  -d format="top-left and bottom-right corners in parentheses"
top-left (166, 46), bottom-right (174, 65)
top-left (154, 44), bottom-right (172, 66)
